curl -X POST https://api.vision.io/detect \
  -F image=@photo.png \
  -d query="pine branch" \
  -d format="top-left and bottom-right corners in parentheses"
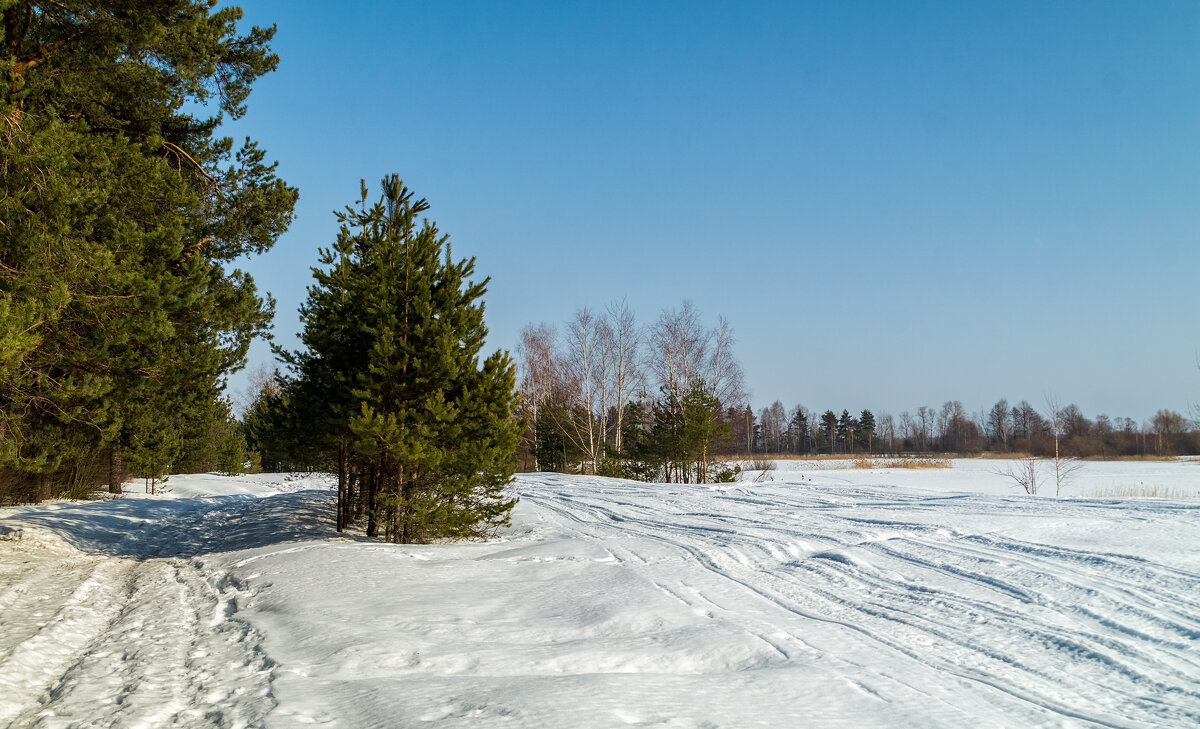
top-left (13, 32), bottom-right (84, 73)
top-left (161, 140), bottom-right (219, 189)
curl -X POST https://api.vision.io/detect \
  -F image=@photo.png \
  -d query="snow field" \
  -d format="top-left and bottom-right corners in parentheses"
top-left (0, 464), bottom-right (1197, 728)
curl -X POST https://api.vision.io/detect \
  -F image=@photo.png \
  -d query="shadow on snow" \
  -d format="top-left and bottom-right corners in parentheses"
top-left (2, 489), bottom-right (368, 560)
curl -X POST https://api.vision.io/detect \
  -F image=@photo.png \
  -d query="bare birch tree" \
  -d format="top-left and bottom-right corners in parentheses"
top-left (604, 300), bottom-right (643, 455)
top-left (594, 316), bottom-right (614, 456)
top-left (647, 300), bottom-right (709, 403)
top-left (234, 363), bottom-right (282, 418)
top-left (562, 308), bottom-right (604, 470)
top-left (916, 406), bottom-right (933, 451)
top-left (987, 398), bottom-right (1011, 451)
top-left (518, 300), bottom-right (743, 472)
top-left (647, 301), bottom-right (746, 411)
top-left (758, 407), bottom-right (774, 452)
top-left (898, 411), bottom-right (913, 447)
top-left (1150, 409), bottom-right (1186, 454)
top-left (707, 315), bottom-right (747, 409)
top-left (517, 323), bottom-right (560, 470)
top-left (1045, 393), bottom-right (1083, 496)
top-left (764, 401), bottom-right (786, 452)
top-left (999, 456), bottom-right (1044, 495)
top-left (879, 412), bottom-right (896, 454)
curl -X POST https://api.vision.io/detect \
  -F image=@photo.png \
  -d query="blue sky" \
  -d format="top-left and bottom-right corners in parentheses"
top-left (222, 1), bottom-right (1198, 422)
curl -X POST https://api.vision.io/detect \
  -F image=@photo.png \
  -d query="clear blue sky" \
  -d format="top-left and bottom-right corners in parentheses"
top-left (222, 0), bottom-right (1199, 423)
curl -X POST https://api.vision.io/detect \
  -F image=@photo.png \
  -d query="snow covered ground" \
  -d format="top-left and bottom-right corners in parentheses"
top-left (1, 460), bottom-right (1198, 728)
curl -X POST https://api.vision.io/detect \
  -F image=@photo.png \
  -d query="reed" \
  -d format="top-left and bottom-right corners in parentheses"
top-left (852, 457), bottom-right (951, 469)
top-left (1085, 485), bottom-right (1198, 498)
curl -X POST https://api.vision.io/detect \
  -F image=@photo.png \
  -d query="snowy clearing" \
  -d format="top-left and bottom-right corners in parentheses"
top-left (1, 461), bottom-right (1198, 728)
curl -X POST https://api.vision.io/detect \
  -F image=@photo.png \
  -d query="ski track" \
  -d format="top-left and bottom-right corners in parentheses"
top-left (0, 495), bottom-right (277, 729)
top-left (521, 475), bottom-right (1200, 729)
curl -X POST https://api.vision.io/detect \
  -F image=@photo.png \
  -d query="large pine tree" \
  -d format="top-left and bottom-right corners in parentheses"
top-left (289, 176), bottom-right (520, 542)
top-left (1, 2), bottom-right (296, 499)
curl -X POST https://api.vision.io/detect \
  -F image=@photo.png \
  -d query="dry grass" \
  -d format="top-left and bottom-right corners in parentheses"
top-left (1083, 454), bottom-right (1181, 462)
top-left (738, 458), bottom-right (776, 483)
top-left (743, 458), bottom-right (777, 472)
top-left (747, 453), bottom-right (1193, 462)
top-left (749, 453), bottom-right (939, 462)
top-left (750, 453), bottom-right (858, 461)
top-left (1085, 485), bottom-right (1199, 499)
top-left (970, 453), bottom-right (1185, 463)
top-left (852, 457), bottom-right (951, 470)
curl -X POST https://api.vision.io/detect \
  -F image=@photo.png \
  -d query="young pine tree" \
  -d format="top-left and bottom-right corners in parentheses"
top-left (679, 382), bottom-right (728, 484)
top-left (297, 177), bottom-right (520, 542)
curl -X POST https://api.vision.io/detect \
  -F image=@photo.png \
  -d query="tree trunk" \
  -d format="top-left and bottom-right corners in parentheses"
top-left (366, 465), bottom-right (379, 537)
top-left (399, 476), bottom-right (415, 544)
top-left (35, 473), bottom-right (51, 502)
top-left (108, 444), bottom-right (123, 494)
top-left (388, 467), bottom-right (398, 542)
top-left (336, 439), bottom-right (347, 532)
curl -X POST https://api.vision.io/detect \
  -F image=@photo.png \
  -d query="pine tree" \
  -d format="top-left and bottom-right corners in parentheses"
top-left (628, 382), bottom-right (728, 483)
top-left (679, 382), bottom-right (728, 483)
top-left (858, 409), bottom-right (876, 453)
top-left (174, 397), bottom-right (250, 475)
top-left (620, 400), bottom-right (660, 481)
top-left (837, 410), bottom-right (853, 453)
top-left (821, 410), bottom-right (838, 454)
top-left (645, 391), bottom-right (685, 482)
top-left (123, 398), bottom-right (183, 492)
top-left (293, 177), bottom-right (520, 542)
top-left (242, 374), bottom-right (300, 473)
top-left (278, 181), bottom-right (378, 528)
top-left (791, 407), bottom-right (810, 455)
top-left (1, 2), bottom-right (296, 498)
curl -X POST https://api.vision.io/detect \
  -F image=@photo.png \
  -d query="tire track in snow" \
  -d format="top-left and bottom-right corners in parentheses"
top-left (0, 495), bottom-right (278, 728)
top-left (763, 540), bottom-right (1200, 727)
top-left (13, 561), bottom-right (276, 729)
top-left (742, 526), bottom-right (1198, 727)
top-left (0, 554), bottom-right (116, 661)
top-left (520, 476), bottom-right (1200, 728)
top-left (529, 487), bottom-right (1033, 724)
top-left (867, 535), bottom-right (1200, 647)
top-left (0, 559), bottom-right (137, 727)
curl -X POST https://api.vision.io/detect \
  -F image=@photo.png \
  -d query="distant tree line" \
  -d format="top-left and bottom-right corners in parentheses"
top-left (518, 298), bottom-right (1197, 479)
top-left (730, 398), bottom-right (1198, 458)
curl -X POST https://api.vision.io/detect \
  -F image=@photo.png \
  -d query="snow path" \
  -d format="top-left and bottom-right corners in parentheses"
top-left (0, 480), bottom-right (309, 728)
